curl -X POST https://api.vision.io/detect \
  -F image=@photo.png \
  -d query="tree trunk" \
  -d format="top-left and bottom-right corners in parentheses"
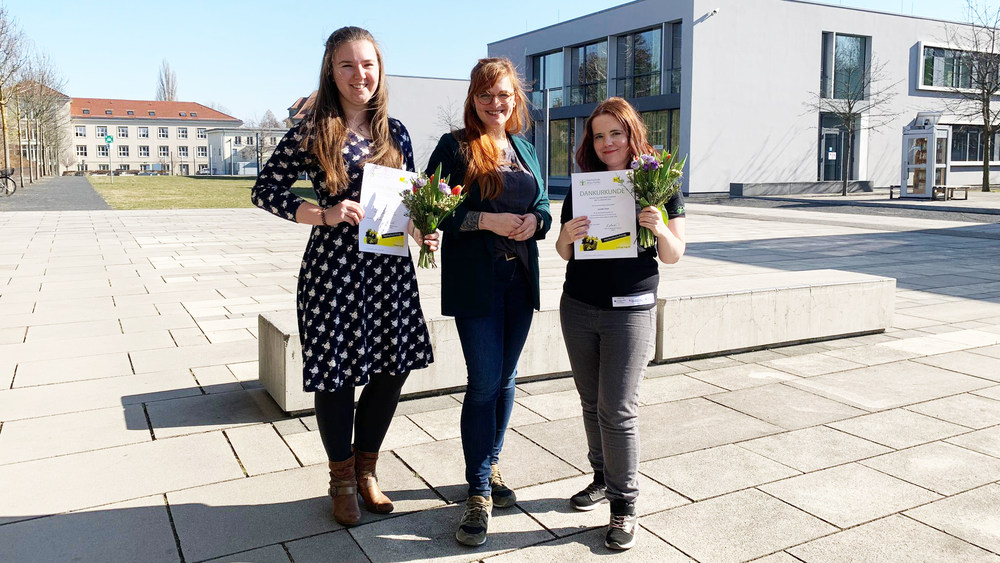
top-left (0, 99), bottom-right (8, 171)
top-left (15, 97), bottom-right (22, 188)
top-left (841, 130), bottom-right (850, 196)
top-left (983, 125), bottom-right (992, 193)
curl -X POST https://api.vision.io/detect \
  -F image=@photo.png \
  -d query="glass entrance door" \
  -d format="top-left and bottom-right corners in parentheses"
top-left (820, 129), bottom-right (843, 181)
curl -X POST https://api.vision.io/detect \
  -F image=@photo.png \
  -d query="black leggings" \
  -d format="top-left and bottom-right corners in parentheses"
top-left (314, 371), bottom-right (410, 462)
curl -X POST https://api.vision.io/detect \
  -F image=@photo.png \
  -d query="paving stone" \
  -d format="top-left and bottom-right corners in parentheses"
top-left (639, 374), bottom-right (725, 405)
top-left (642, 488), bottom-right (837, 563)
top-left (640, 444), bottom-right (800, 501)
top-left (0, 431), bottom-right (243, 525)
top-left (285, 529), bottom-right (367, 563)
top-left (975, 385), bottom-right (1000, 401)
top-left (170, 327), bottom-right (211, 347)
top-left (0, 326), bottom-right (25, 345)
top-left (512, 416), bottom-right (591, 471)
top-left (0, 495), bottom-right (180, 563)
top-left (0, 329), bottom-right (175, 364)
top-left (639, 398), bottom-right (784, 461)
top-left (281, 430), bottom-right (327, 467)
top-left (821, 344), bottom-right (922, 366)
top-left (202, 544), bottom-right (291, 563)
top-left (787, 360), bottom-right (994, 411)
top-left (788, 515), bottom-right (1000, 563)
top-left (862, 442), bottom-right (1000, 496)
top-left (394, 394), bottom-right (462, 416)
top-left (931, 329), bottom-right (1000, 347)
top-left (146, 390), bottom-right (273, 439)
top-left (760, 353), bottom-right (866, 377)
top-left (678, 356), bottom-right (744, 371)
top-left (708, 383), bottom-right (867, 430)
top-left (299, 414), bottom-right (318, 431)
top-left (395, 432), bottom-right (580, 503)
top-left (225, 424), bottom-right (299, 476)
top-left (826, 408), bottom-right (968, 449)
top-left (193, 365), bottom-right (244, 393)
top-left (760, 463), bottom-right (941, 528)
top-left (947, 425), bottom-right (1000, 458)
top-left (685, 363), bottom-right (800, 391)
top-left (740, 426), bottom-right (891, 473)
top-left (906, 393), bottom-right (1000, 429)
top-left (12, 352), bottom-right (134, 387)
top-left (0, 368), bottom-right (199, 421)
top-left (970, 344), bottom-right (1000, 360)
top-left (482, 525), bottom-right (692, 562)
top-left (227, 360), bottom-right (259, 382)
top-left (726, 349), bottom-right (789, 363)
top-left (911, 350), bottom-right (1000, 382)
top-left (877, 334), bottom-right (977, 356)
top-left (130, 339), bottom-right (258, 373)
top-left (512, 473), bottom-right (688, 537)
top-left (167, 465), bottom-right (339, 563)
top-left (272, 418), bottom-right (308, 436)
top-left (408, 404), bottom-right (545, 441)
top-left (350, 501), bottom-right (553, 563)
top-left (516, 375), bottom-right (578, 395)
top-left (0, 404), bottom-right (150, 465)
top-left (23, 319), bottom-right (122, 342)
top-left (905, 484), bottom-right (1000, 554)
top-left (516, 390), bottom-right (583, 421)
top-left (379, 414), bottom-right (437, 452)
top-left (770, 343), bottom-right (835, 357)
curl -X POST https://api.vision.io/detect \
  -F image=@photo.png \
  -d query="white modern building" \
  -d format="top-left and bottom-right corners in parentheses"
top-left (206, 127), bottom-right (287, 176)
top-left (286, 75), bottom-right (471, 171)
top-left (70, 99), bottom-right (240, 175)
top-left (489, 0), bottom-right (992, 196)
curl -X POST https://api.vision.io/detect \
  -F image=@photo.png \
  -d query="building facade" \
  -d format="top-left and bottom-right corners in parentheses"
top-left (69, 99), bottom-right (240, 175)
top-left (489, 0), bottom-right (990, 196)
top-left (206, 127), bottom-right (287, 175)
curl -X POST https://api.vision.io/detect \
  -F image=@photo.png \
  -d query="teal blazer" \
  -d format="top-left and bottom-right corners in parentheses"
top-left (426, 130), bottom-right (552, 317)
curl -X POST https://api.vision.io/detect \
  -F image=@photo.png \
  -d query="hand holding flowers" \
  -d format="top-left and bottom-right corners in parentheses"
top-left (627, 149), bottom-right (686, 248)
top-left (401, 163), bottom-right (465, 268)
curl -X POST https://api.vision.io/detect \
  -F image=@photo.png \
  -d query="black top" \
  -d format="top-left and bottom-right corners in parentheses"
top-left (560, 191), bottom-right (685, 310)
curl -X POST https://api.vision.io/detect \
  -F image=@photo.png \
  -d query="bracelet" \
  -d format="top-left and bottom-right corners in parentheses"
top-left (320, 208), bottom-right (330, 227)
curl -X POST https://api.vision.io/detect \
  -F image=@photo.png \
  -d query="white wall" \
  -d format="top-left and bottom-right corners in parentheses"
top-left (386, 75), bottom-right (470, 172)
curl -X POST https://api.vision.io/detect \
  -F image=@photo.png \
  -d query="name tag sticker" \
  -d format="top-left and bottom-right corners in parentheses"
top-left (611, 293), bottom-right (655, 307)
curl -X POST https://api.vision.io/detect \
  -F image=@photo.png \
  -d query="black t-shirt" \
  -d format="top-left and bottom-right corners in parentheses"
top-left (561, 191), bottom-right (685, 310)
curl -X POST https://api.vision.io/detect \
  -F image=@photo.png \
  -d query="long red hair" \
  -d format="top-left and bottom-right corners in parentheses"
top-left (461, 58), bottom-right (531, 199)
top-left (575, 97), bottom-right (654, 173)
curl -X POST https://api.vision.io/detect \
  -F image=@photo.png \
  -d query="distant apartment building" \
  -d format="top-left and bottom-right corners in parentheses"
top-left (70, 99), bottom-right (241, 175)
top-left (206, 127), bottom-right (288, 176)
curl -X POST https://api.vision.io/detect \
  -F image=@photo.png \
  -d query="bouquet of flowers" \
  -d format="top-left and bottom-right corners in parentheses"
top-left (400, 163), bottom-right (465, 268)
top-left (627, 149), bottom-right (687, 248)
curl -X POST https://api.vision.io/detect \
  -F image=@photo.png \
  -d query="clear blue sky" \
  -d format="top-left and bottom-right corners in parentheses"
top-left (6, 0), bottom-right (968, 123)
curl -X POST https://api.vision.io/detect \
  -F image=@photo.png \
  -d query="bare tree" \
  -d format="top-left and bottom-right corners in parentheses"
top-left (242, 111), bottom-right (284, 174)
top-left (19, 52), bottom-right (69, 178)
top-left (805, 51), bottom-right (901, 196)
top-left (155, 59), bottom-right (177, 101)
top-left (0, 7), bottom-right (28, 171)
top-left (259, 109), bottom-right (280, 128)
top-left (941, 1), bottom-right (1000, 192)
top-left (428, 98), bottom-right (463, 145)
top-left (205, 101), bottom-right (232, 115)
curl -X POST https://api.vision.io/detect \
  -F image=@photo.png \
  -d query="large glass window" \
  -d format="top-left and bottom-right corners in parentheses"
top-left (951, 125), bottom-right (1000, 161)
top-left (571, 40), bottom-right (607, 104)
top-left (616, 28), bottom-right (662, 99)
top-left (531, 51), bottom-right (564, 108)
top-left (668, 22), bottom-right (682, 94)
top-left (549, 119), bottom-right (574, 177)
top-left (923, 47), bottom-right (973, 89)
top-left (641, 109), bottom-right (681, 152)
top-left (835, 35), bottom-right (868, 99)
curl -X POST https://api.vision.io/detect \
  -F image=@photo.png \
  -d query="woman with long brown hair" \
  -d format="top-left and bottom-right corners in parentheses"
top-left (251, 26), bottom-right (435, 527)
top-left (556, 97), bottom-right (685, 550)
top-left (425, 57), bottom-right (551, 547)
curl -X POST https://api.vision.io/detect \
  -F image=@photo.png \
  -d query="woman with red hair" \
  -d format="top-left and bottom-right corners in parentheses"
top-left (556, 97), bottom-right (686, 550)
top-left (426, 57), bottom-right (551, 547)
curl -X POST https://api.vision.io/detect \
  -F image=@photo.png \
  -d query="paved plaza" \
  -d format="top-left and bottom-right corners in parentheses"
top-left (2, 188), bottom-right (1000, 562)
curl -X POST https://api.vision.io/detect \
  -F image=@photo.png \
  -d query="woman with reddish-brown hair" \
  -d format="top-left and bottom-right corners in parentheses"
top-left (251, 26), bottom-right (436, 527)
top-left (425, 57), bottom-right (551, 547)
top-left (556, 97), bottom-right (685, 551)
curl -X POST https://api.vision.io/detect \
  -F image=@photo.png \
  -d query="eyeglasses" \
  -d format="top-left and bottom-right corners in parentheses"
top-left (476, 91), bottom-right (513, 105)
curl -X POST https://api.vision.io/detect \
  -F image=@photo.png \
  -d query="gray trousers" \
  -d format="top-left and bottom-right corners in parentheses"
top-left (560, 293), bottom-right (656, 504)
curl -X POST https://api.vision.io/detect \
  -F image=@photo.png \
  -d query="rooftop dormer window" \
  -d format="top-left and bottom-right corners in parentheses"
top-left (105, 109), bottom-right (112, 115)
top-left (149, 111), bottom-right (155, 116)
top-left (179, 111), bottom-right (186, 116)
top-left (82, 109), bottom-right (90, 114)
top-left (127, 110), bottom-right (134, 115)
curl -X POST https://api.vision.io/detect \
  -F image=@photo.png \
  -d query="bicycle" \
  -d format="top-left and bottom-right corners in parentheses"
top-left (0, 168), bottom-right (15, 196)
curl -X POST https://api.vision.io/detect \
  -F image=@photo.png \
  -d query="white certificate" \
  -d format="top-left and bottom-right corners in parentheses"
top-left (358, 162), bottom-right (417, 257)
top-left (570, 170), bottom-right (638, 260)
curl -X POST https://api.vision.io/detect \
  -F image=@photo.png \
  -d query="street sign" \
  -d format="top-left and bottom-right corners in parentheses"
top-left (105, 135), bottom-right (113, 144)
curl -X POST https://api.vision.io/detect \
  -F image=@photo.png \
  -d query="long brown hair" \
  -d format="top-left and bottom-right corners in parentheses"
top-left (302, 26), bottom-right (402, 195)
top-left (575, 97), bottom-right (654, 173)
top-left (461, 57), bottom-right (531, 200)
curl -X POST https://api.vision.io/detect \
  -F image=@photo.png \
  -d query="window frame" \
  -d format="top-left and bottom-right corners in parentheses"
top-left (158, 127), bottom-right (168, 139)
top-left (74, 126), bottom-right (86, 137)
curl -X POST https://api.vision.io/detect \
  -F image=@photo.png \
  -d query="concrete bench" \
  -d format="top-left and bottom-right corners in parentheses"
top-left (260, 269), bottom-right (894, 413)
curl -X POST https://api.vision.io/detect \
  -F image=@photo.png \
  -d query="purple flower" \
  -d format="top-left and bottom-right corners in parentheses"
top-left (640, 154), bottom-right (656, 164)
top-left (630, 159), bottom-right (641, 170)
top-left (438, 182), bottom-right (451, 195)
top-left (649, 161), bottom-right (660, 170)
top-left (415, 177), bottom-right (428, 187)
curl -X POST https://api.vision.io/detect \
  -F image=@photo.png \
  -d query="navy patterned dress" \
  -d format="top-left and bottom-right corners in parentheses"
top-left (251, 119), bottom-right (433, 392)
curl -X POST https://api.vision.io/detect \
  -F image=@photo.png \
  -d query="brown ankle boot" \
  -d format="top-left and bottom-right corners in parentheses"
top-left (328, 456), bottom-right (361, 526)
top-left (355, 449), bottom-right (394, 513)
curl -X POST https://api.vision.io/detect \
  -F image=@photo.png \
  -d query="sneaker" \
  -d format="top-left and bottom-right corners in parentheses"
top-left (489, 464), bottom-right (517, 508)
top-left (570, 480), bottom-right (608, 511)
top-left (455, 495), bottom-right (492, 546)
top-left (605, 500), bottom-right (639, 550)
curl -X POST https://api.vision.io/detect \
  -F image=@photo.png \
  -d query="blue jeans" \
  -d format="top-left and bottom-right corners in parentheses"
top-left (455, 257), bottom-right (535, 498)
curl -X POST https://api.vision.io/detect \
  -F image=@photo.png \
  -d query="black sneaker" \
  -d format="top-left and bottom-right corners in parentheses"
top-left (570, 480), bottom-right (608, 511)
top-left (489, 463), bottom-right (517, 508)
top-left (605, 500), bottom-right (639, 550)
top-left (455, 495), bottom-right (492, 546)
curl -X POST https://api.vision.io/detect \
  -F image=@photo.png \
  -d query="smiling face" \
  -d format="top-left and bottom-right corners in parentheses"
top-left (591, 113), bottom-right (631, 171)
top-left (333, 39), bottom-right (379, 114)
top-left (474, 76), bottom-right (516, 135)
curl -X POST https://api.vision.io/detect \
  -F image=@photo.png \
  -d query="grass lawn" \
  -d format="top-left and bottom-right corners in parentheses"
top-left (88, 175), bottom-right (316, 210)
